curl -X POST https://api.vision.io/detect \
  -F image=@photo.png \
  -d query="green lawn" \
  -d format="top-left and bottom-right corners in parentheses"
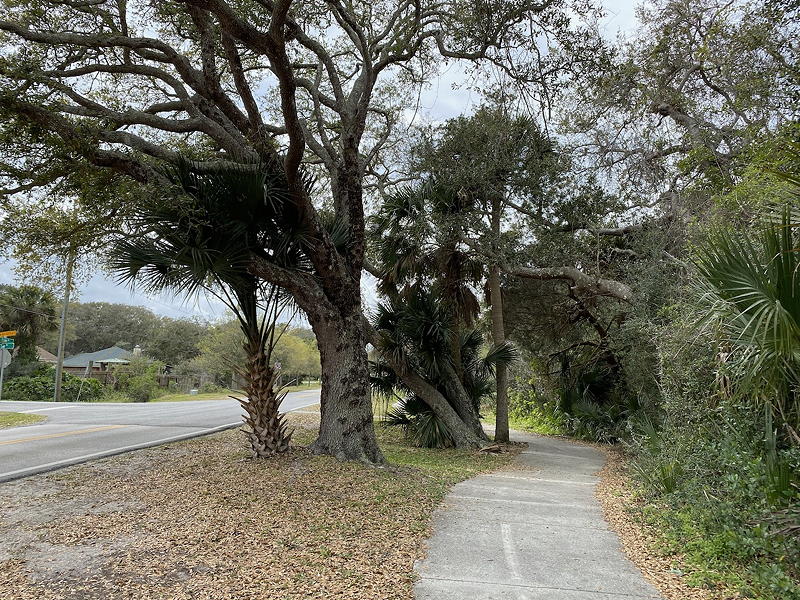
top-left (150, 382), bottom-right (320, 403)
top-left (0, 411), bottom-right (45, 429)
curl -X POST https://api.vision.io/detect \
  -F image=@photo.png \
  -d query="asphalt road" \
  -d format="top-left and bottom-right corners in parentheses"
top-left (0, 389), bottom-right (320, 483)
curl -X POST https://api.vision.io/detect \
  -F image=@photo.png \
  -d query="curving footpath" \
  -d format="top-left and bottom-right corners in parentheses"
top-left (415, 431), bottom-right (663, 600)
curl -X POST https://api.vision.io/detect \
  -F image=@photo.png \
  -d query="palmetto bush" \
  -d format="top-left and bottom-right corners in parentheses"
top-left (371, 300), bottom-right (516, 448)
top-left (695, 208), bottom-right (800, 438)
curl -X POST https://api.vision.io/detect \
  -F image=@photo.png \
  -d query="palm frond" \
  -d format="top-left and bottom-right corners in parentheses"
top-left (483, 341), bottom-right (520, 372)
top-left (695, 208), bottom-right (800, 426)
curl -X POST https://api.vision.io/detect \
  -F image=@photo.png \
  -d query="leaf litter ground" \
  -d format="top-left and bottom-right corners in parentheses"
top-left (0, 407), bottom-right (517, 599)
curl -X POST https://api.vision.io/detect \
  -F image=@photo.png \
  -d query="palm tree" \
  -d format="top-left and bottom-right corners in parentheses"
top-left (0, 284), bottom-right (58, 365)
top-left (111, 160), bottom-right (304, 457)
top-left (373, 317), bottom-right (513, 447)
top-left (369, 183), bottom-right (516, 446)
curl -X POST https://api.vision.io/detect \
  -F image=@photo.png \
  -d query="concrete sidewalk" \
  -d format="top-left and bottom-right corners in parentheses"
top-left (415, 432), bottom-right (662, 600)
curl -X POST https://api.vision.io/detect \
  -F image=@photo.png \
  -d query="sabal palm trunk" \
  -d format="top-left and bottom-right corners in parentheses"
top-left (239, 345), bottom-right (292, 458)
top-left (490, 193), bottom-right (510, 443)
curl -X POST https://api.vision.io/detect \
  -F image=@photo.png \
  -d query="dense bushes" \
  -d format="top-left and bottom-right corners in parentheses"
top-left (109, 357), bottom-right (167, 402)
top-left (506, 206), bottom-right (800, 597)
top-left (627, 306), bottom-right (800, 598)
top-left (623, 209), bottom-right (800, 598)
top-left (507, 365), bottom-right (634, 443)
top-left (3, 365), bottom-right (103, 402)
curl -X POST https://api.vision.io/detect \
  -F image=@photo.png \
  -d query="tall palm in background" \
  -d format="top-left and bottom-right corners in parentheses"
top-left (369, 183), bottom-right (515, 446)
top-left (112, 160), bottom-right (305, 457)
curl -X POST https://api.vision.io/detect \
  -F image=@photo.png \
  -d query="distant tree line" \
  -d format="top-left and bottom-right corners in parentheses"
top-left (0, 289), bottom-right (320, 382)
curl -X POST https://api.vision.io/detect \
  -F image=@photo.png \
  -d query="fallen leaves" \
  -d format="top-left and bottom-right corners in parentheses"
top-left (0, 410), bottom-right (515, 600)
top-left (596, 447), bottom-right (739, 600)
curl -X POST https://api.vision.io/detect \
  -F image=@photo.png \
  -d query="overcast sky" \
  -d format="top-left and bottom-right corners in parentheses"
top-left (0, 1), bottom-right (638, 322)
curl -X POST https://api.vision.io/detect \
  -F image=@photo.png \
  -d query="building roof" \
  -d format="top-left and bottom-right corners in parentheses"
top-left (36, 347), bottom-right (58, 363)
top-left (62, 346), bottom-right (132, 368)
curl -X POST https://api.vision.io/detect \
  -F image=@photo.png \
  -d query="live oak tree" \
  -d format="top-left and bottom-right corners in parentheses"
top-left (565, 0), bottom-right (798, 215)
top-left (0, 0), bottom-right (604, 461)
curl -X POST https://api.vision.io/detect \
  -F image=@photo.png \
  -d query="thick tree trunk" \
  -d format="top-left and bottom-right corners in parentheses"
top-left (441, 363), bottom-right (488, 440)
top-left (308, 306), bottom-right (384, 464)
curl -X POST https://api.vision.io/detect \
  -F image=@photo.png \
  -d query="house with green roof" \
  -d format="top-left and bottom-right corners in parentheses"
top-left (63, 345), bottom-right (136, 376)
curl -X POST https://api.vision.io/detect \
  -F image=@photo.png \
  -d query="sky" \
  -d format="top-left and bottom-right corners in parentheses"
top-left (0, 0), bottom-right (638, 322)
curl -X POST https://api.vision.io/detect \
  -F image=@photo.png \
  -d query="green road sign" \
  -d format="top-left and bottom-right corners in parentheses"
top-left (0, 337), bottom-right (14, 349)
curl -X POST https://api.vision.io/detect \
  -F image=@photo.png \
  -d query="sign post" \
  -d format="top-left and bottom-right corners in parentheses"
top-left (0, 331), bottom-right (16, 402)
top-left (0, 348), bottom-right (12, 403)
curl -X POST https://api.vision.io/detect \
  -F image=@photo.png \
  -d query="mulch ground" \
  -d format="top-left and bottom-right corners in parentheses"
top-left (595, 446), bottom-right (739, 600)
top-left (0, 408), bottom-right (517, 600)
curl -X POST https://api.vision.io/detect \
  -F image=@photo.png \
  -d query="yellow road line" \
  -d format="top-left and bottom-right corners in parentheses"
top-left (0, 424), bottom-right (128, 446)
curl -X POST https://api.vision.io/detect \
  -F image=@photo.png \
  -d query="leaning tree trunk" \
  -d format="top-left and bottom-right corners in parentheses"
top-left (308, 304), bottom-right (384, 464)
top-left (363, 319), bottom-right (487, 449)
top-left (441, 363), bottom-right (488, 441)
top-left (239, 343), bottom-right (292, 458)
top-left (401, 368), bottom-right (487, 448)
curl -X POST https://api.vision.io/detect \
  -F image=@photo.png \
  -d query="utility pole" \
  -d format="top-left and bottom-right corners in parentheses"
top-left (54, 249), bottom-right (75, 402)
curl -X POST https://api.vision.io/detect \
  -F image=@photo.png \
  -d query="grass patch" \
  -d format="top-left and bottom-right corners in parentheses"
top-left (0, 409), bottom-right (515, 600)
top-left (148, 383), bottom-right (320, 403)
top-left (0, 411), bottom-right (45, 429)
top-left (482, 406), bottom-right (566, 437)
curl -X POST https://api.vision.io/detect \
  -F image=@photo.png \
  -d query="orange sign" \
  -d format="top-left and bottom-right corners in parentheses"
top-left (0, 330), bottom-right (16, 337)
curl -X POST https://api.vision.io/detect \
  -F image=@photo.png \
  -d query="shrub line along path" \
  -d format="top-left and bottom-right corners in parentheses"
top-left (415, 431), bottom-right (663, 600)
top-left (0, 390), bottom-right (320, 482)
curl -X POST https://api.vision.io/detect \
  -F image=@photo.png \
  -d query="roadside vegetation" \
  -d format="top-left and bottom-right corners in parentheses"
top-left (0, 412), bottom-right (45, 429)
top-left (0, 297), bottom-right (321, 404)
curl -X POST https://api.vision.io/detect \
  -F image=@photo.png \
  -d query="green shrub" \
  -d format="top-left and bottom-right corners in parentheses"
top-left (199, 382), bottom-right (225, 394)
top-left (508, 369), bottom-right (632, 442)
top-left (507, 385), bottom-right (566, 435)
top-left (626, 306), bottom-right (800, 600)
top-left (124, 375), bottom-right (163, 402)
top-left (4, 366), bottom-right (103, 402)
top-left (110, 357), bottom-right (167, 402)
